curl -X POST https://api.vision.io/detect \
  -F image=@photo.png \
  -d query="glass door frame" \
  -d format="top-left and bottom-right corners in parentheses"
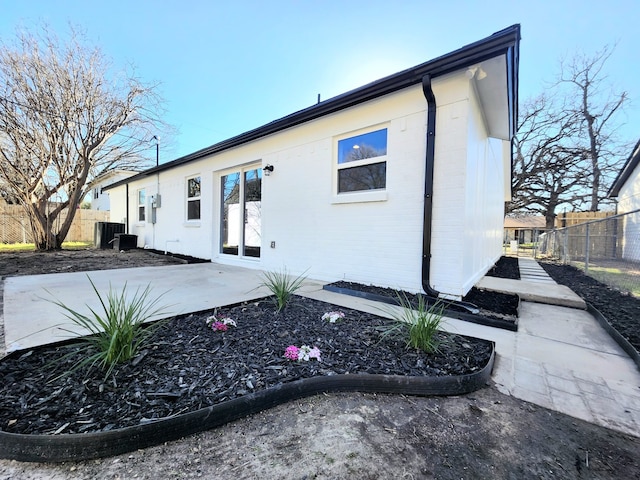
top-left (219, 163), bottom-right (263, 259)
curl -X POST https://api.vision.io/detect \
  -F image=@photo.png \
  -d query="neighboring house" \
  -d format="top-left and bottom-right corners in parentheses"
top-left (608, 139), bottom-right (640, 262)
top-left (88, 170), bottom-right (139, 212)
top-left (104, 25), bottom-right (520, 299)
top-left (504, 216), bottom-right (546, 244)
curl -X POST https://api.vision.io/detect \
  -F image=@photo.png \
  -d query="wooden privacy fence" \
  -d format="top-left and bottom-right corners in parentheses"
top-left (0, 204), bottom-right (110, 244)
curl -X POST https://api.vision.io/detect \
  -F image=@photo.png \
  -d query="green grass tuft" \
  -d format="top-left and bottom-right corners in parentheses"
top-left (48, 275), bottom-right (172, 380)
top-left (259, 268), bottom-right (307, 312)
top-left (380, 293), bottom-right (445, 354)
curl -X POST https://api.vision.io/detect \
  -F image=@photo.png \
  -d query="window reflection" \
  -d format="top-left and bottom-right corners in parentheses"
top-left (338, 129), bottom-right (387, 164)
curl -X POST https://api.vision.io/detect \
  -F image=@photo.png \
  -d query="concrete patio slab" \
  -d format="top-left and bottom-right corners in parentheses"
top-left (3, 263), bottom-right (273, 353)
top-left (476, 276), bottom-right (586, 309)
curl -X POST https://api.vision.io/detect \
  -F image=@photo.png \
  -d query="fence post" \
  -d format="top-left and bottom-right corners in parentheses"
top-left (563, 229), bottom-right (568, 263)
top-left (585, 223), bottom-right (590, 272)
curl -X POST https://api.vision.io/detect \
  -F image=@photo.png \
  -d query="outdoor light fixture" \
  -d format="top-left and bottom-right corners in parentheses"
top-left (263, 164), bottom-right (274, 176)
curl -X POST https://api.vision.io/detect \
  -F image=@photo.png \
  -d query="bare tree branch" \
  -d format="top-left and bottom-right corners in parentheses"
top-left (509, 46), bottom-right (630, 226)
top-left (0, 25), bottom-right (168, 249)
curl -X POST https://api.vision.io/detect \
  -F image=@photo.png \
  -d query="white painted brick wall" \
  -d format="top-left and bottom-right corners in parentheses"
top-left (618, 173), bottom-right (640, 261)
top-left (111, 76), bottom-right (508, 298)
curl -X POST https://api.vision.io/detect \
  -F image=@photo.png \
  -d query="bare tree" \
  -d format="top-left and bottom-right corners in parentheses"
top-left (510, 95), bottom-right (590, 229)
top-left (558, 45), bottom-right (628, 211)
top-left (509, 46), bottom-right (629, 225)
top-left (0, 26), bottom-right (164, 250)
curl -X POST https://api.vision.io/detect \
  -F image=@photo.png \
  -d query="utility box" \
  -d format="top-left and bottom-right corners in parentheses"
top-left (95, 222), bottom-right (125, 249)
top-left (113, 233), bottom-right (138, 251)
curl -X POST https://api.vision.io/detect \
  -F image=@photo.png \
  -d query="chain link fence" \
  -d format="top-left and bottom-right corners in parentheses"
top-left (537, 209), bottom-right (640, 297)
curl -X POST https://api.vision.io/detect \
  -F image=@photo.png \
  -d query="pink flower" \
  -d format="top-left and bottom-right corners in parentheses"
top-left (212, 321), bottom-right (228, 332)
top-left (284, 345), bottom-right (300, 360)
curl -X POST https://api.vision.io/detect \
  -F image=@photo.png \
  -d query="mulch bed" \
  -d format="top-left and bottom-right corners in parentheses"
top-left (324, 256), bottom-right (520, 324)
top-left (324, 282), bottom-right (519, 325)
top-left (0, 249), bottom-right (185, 278)
top-left (485, 255), bottom-right (520, 280)
top-left (541, 261), bottom-right (640, 352)
top-left (0, 296), bottom-right (492, 435)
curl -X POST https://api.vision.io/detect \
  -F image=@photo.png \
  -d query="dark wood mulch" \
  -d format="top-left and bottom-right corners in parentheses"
top-left (0, 296), bottom-right (492, 435)
top-left (0, 249), bottom-right (185, 278)
top-left (541, 262), bottom-right (640, 351)
top-left (485, 255), bottom-right (520, 279)
top-left (326, 282), bottom-right (519, 322)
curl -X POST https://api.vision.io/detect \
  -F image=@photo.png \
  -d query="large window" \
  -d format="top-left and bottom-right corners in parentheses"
top-left (187, 176), bottom-right (201, 220)
top-left (336, 128), bottom-right (387, 193)
top-left (137, 189), bottom-right (146, 222)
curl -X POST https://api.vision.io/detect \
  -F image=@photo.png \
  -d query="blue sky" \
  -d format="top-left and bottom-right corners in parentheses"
top-left (1, 0), bottom-right (638, 163)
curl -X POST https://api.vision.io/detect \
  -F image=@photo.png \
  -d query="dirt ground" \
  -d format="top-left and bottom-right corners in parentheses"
top-left (1, 249), bottom-right (639, 479)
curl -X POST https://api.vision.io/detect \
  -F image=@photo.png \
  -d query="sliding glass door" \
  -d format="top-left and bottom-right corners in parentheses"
top-left (221, 166), bottom-right (262, 258)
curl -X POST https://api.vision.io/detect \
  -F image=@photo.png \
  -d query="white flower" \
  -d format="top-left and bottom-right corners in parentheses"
top-left (322, 311), bottom-right (345, 323)
top-left (205, 314), bottom-right (236, 327)
top-left (219, 317), bottom-right (236, 327)
top-left (298, 345), bottom-right (321, 361)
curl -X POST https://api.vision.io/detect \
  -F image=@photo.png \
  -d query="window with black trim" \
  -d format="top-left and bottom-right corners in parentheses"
top-left (187, 176), bottom-right (201, 220)
top-left (138, 189), bottom-right (146, 222)
top-left (337, 128), bottom-right (387, 193)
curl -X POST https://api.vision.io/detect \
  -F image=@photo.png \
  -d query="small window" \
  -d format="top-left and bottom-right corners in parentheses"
top-left (138, 189), bottom-right (146, 222)
top-left (93, 188), bottom-right (99, 199)
top-left (337, 128), bottom-right (387, 193)
top-left (187, 176), bottom-right (201, 220)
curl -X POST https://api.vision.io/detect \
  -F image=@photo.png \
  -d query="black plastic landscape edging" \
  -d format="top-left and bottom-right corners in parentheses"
top-left (0, 348), bottom-right (494, 463)
top-left (587, 303), bottom-right (640, 372)
top-left (322, 285), bottom-right (518, 332)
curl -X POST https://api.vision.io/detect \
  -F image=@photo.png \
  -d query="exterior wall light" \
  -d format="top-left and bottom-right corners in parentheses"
top-left (263, 164), bottom-right (274, 176)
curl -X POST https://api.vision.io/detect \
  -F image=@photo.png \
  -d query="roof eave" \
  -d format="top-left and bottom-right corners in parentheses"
top-left (608, 139), bottom-right (640, 198)
top-left (104, 24), bottom-right (520, 192)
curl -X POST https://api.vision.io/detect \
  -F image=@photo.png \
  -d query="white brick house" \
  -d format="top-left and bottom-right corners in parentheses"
top-left (105, 25), bottom-right (520, 299)
top-left (88, 170), bottom-right (138, 212)
top-left (608, 139), bottom-right (640, 262)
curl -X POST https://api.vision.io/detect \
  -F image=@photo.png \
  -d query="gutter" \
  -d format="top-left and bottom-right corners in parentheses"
top-left (421, 75), bottom-right (439, 297)
top-left (420, 75), bottom-right (479, 314)
top-left (125, 184), bottom-right (129, 234)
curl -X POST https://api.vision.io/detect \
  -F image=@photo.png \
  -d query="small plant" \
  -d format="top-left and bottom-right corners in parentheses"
top-left (284, 344), bottom-right (322, 361)
top-left (322, 311), bottom-right (345, 323)
top-left (205, 314), bottom-right (236, 332)
top-left (259, 268), bottom-right (307, 312)
top-left (49, 275), bottom-right (171, 380)
top-left (381, 293), bottom-right (445, 354)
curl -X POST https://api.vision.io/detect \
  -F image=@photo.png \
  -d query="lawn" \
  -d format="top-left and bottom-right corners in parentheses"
top-left (570, 261), bottom-right (640, 297)
top-left (0, 241), bottom-right (93, 253)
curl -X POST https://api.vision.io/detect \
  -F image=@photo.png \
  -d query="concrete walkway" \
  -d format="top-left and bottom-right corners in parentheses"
top-left (3, 263), bottom-right (278, 352)
top-left (3, 259), bottom-right (640, 437)
top-left (302, 258), bottom-right (640, 438)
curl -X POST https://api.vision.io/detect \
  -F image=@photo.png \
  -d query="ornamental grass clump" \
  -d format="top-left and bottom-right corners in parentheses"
top-left (259, 268), bottom-right (307, 312)
top-left (382, 293), bottom-right (445, 354)
top-left (49, 275), bottom-right (171, 380)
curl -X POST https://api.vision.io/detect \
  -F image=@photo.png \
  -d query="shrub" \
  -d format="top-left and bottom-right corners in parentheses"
top-left (49, 275), bottom-right (171, 380)
top-left (259, 268), bottom-right (307, 312)
top-left (381, 293), bottom-right (445, 354)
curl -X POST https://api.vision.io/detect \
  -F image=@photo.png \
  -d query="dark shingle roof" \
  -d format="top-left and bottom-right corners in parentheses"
top-left (105, 25), bottom-right (520, 191)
